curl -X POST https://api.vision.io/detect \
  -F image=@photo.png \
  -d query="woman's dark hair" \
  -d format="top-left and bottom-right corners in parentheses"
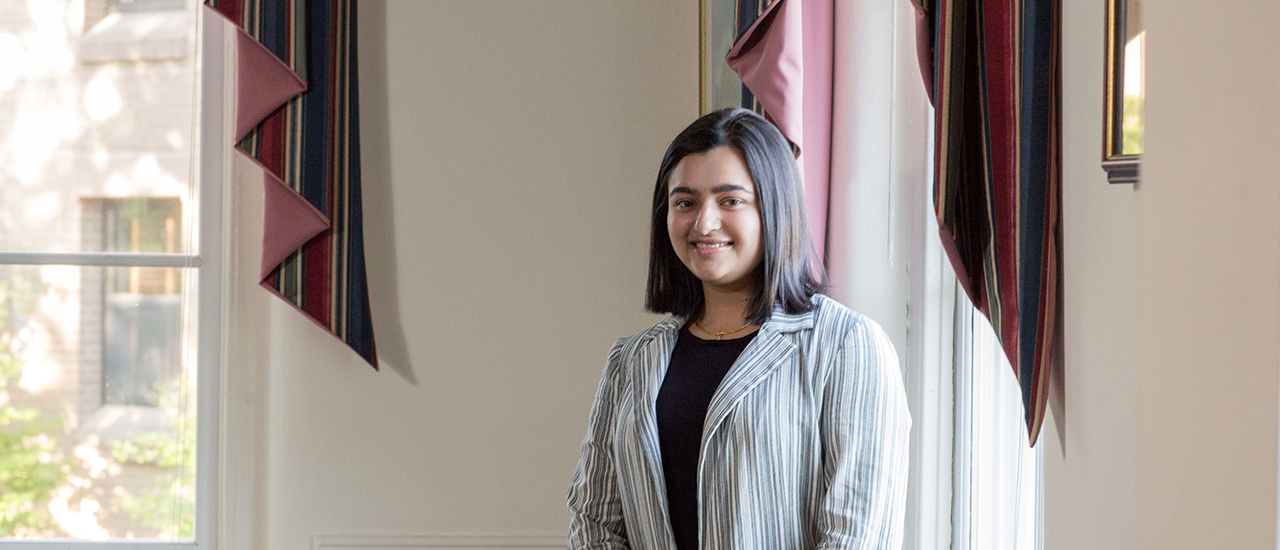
top-left (645, 108), bottom-right (826, 324)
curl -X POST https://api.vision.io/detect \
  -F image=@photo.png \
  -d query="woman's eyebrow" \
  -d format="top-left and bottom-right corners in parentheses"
top-left (711, 183), bottom-right (751, 194)
top-left (668, 183), bottom-right (752, 197)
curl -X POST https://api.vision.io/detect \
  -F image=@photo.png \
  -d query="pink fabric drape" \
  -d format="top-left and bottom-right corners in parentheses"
top-left (215, 8), bottom-right (333, 283)
top-left (726, 0), bottom-right (835, 262)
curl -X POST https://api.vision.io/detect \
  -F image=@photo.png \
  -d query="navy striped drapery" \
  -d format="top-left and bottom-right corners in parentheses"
top-left (911, 0), bottom-right (1062, 445)
top-left (208, 0), bottom-right (377, 369)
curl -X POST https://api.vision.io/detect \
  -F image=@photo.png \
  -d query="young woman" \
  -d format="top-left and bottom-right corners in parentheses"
top-left (568, 108), bottom-right (911, 549)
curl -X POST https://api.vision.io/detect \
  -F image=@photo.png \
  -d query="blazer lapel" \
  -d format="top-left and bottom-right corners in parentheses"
top-left (630, 316), bottom-right (681, 546)
top-left (626, 305), bottom-right (815, 547)
top-left (700, 306), bottom-right (815, 451)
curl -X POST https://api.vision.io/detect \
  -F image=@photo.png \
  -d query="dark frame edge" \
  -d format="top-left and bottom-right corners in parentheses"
top-left (1103, 156), bottom-right (1139, 185)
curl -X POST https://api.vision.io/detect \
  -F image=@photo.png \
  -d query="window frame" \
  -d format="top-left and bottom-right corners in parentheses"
top-left (0, 4), bottom-right (225, 547)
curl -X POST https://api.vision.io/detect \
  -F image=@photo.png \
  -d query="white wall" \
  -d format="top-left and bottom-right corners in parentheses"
top-left (255, 1), bottom-right (697, 547)
top-left (1135, 0), bottom-right (1280, 547)
top-left (1045, 0), bottom-right (1280, 549)
top-left (1041, 0), bottom-right (1140, 547)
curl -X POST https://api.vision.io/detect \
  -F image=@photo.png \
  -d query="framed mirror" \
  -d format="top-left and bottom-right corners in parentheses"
top-left (700, 0), bottom-right (741, 114)
top-left (1103, 0), bottom-right (1144, 184)
top-left (700, 0), bottom-right (769, 115)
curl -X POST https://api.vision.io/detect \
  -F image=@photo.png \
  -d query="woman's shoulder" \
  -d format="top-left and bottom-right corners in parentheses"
top-left (807, 295), bottom-right (902, 391)
top-left (807, 294), bottom-right (891, 344)
top-left (607, 315), bottom-right (682, 355)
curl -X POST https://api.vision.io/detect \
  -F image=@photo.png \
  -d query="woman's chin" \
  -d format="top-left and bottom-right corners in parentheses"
top-left (696, 273), bottom-right (753, 292)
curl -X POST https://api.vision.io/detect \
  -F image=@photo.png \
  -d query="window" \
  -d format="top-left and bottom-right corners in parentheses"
top-left (0, 0), bottom-right (219, 545)
top-left (952, 296), bottom-right (1043, 550)
top-left (852, 3), bottom-right (1044, 547)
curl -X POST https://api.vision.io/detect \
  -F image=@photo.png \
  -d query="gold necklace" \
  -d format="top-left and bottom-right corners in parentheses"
top-left (694, 320), bottom-right (752, 340)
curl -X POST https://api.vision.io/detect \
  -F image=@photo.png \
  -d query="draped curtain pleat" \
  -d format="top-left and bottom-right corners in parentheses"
top-left (207, 0), bottom-right (377, 369)
top-left (726, 0), bottom-right (835, 263)
top-left (911, 0), bottom-right (1062, 445)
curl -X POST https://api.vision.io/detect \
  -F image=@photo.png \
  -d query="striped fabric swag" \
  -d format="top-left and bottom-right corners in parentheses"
top-left (208, 0), bottom-right (377, 369)
top-left (911, 0), bottom-right (1062, 445)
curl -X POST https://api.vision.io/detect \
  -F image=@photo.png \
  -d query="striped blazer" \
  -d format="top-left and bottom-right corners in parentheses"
top-left (567, 294), bottom-right (911, 549)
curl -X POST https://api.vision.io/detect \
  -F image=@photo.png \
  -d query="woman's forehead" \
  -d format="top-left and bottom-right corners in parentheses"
top-left (669, 147), bottom-right (754, 192)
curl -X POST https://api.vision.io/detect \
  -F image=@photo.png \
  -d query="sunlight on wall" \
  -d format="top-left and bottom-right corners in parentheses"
top-left (48, 493), bottom-right (109, 540)
top-left (74, 440), bottom-right (121, 480)
top-left (18, 265), bottom-right (79, 393)
top-left (25, 192), bottom-right (59, 222)
top-left (102, 154), bottom-right (187, 196)
top-left (0, 36), bottom-right (21, 95)
top-left (23, 0), bottom-right (77, 73)
top-left (6, 109), bottom-right (81, 185)
top-left (84, 66), bottom-right (122, 122)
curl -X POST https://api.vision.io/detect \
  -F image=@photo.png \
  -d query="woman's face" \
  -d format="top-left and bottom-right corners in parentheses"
top-left (666, 146), bottom-right (764, 293)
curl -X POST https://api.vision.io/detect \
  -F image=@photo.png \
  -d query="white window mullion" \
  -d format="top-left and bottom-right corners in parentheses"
top-left (0, 253), bottom-right (200, 268)
top-left (951, 294), bottom-right (976, 550)
top-left (192, 4), bottom-right (228, 548)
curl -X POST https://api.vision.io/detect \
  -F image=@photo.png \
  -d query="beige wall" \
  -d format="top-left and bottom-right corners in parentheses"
top-left (255, 1), bottom-right (697, 547)
top-left (1046, 0), bottom-right (1280, 549)
top-left (1136, 0), bottom-right (1280, 547)
top-left (1041, 0), bottom-right (1140, 547)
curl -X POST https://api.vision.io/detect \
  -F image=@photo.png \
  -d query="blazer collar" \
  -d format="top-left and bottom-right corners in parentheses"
top-left (643, 298), bottom-right (818, 345)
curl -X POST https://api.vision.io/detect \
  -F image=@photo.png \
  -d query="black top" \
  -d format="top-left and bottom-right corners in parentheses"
top-left (655, 324), bottom-right (758, 550)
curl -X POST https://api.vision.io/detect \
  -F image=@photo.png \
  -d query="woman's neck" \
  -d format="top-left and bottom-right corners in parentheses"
top-left (697, 283), bottom-right (756, 332)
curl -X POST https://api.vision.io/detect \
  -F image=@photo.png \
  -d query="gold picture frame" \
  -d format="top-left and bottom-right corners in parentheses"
top-left (700, 0), bottom-right (751, 115)
top-left (1103, 0), bottom-right (1143, 184)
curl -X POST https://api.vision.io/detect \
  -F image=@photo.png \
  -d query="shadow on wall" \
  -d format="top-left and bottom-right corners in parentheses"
top-left (358, 0), bottom-right (415, 385)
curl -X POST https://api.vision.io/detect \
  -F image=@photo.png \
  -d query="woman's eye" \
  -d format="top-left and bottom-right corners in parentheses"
top-left (723, 198), bottom-right (743, 206)
top-left (673, 199), bottom-right (694, 209)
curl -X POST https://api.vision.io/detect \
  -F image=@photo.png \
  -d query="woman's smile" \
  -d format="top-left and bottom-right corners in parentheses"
top-left (693, 240), bottom-right (734, 256)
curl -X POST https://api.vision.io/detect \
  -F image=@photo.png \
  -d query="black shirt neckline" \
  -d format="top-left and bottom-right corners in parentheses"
top-left (679, 323), bottom-right (760, 345)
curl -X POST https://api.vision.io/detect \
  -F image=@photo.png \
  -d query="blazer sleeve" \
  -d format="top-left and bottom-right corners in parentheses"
top-left (816, 318), bottom-right (913, 550)
top-left (566, 338), bottom-right (631, 549)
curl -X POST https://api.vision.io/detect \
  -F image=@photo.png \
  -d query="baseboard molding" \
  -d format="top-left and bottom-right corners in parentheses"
top-left (312, 535), bottom-right (564, 550)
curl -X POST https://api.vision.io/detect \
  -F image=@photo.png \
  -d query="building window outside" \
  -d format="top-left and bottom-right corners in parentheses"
top-left (99, 197), bottom-right (183, 408)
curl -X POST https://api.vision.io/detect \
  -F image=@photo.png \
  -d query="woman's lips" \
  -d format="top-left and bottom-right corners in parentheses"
top-left (693, 241), bottom-right (732, 257)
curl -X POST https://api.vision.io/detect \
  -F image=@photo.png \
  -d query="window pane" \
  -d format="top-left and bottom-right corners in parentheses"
top-left (0, 0), bottom-right (198, 254)
top-left (0, 264), bottom-right (197, 540)
top-left (1121, 0), bottom-right (1144, 155)
top-left (956, 298), bottom-right (1041, 550)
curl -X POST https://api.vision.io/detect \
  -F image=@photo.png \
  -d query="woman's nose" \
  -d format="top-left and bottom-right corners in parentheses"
top-left (694, 206), bottom-right (720, 234)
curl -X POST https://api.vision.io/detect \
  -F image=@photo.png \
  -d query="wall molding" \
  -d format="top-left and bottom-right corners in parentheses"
top-left (312, 535), bottom-right (564, 550)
